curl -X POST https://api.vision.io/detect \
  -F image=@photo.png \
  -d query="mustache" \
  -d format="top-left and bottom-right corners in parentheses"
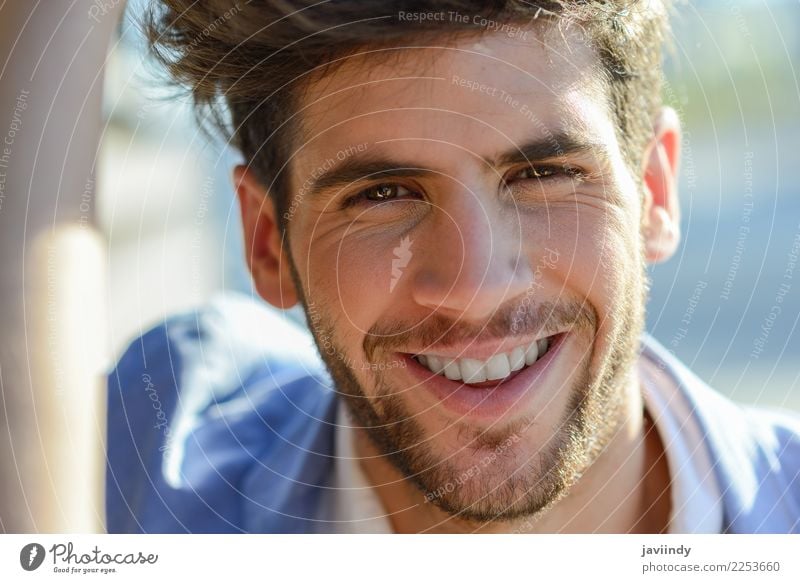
top-left (363, 298), bottom-right (596, 362)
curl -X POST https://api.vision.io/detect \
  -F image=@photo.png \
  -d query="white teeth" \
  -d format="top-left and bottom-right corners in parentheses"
top-left (484, 353), bottom-right (511, 381)
top-left (524, 341), bottom-right (539, 366)
top-left (444, 360), bottom-right (462, 380)
top-left (414, 335), bottom-right (555, 384)
top-left (460, 358), bottom-right (487, 383)
top-left (537, 337), bottom-right (549, 355)
top-left (426, 355), bottom-right (445, 374)
top-left (509, 346), bottom-right (526, 371)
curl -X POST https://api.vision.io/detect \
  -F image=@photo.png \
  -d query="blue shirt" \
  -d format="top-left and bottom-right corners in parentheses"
top-left (106, 293), bottom-right (800, 533)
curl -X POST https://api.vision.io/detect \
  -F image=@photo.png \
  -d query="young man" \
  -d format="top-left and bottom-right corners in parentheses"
top-left (107, 1), bottom-right (800, 533)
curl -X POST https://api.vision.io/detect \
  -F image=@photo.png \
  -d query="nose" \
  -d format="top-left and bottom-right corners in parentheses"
top-left (411, 190), bottom-right (535, 322)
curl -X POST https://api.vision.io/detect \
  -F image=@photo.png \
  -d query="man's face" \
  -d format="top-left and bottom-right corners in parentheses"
top-left (283, 25), bottom-right (649, 521)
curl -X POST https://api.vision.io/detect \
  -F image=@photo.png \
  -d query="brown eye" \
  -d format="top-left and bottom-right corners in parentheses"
top-left (513, 166), bottom-right (557, 180)
top-left (342, 183), bottom-right (420, 209)
top-left (364, 183), bottom-right (403, 201)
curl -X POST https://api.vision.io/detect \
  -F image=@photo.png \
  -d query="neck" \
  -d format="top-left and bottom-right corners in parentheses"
top-left (352, 370), bottom-right (672, 533)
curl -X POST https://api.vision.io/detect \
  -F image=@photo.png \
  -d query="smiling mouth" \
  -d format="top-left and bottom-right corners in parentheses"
top-left (409, 334), bottom-right (558, 388)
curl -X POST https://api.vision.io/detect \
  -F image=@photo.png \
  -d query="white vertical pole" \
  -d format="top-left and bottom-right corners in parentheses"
top-left (0, 0), bottom-right (125, 533)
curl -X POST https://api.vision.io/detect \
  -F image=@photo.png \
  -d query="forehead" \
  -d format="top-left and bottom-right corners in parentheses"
top-left (293, 24), bottom-right (617, 182)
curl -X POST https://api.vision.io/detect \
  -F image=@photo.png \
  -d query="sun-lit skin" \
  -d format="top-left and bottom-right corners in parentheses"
top-left (236, 22), bottom-right (680, 533)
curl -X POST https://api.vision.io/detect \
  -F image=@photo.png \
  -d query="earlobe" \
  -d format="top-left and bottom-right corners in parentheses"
top-left (642, 107), bottom-right (682, 264)
top-left (643, 204), bottom-right (678, 263)
top-left (233, 165), bottom-right (299, 309)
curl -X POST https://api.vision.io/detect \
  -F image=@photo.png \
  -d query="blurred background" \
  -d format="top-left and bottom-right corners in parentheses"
top-left (650, 0), bottom-right (800, 411)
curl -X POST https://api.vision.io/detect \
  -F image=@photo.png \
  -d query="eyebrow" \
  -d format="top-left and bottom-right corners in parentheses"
top-left (304, 132), bottom-right (607, 201)
top-left (492, 132), bottom-right (608, 168)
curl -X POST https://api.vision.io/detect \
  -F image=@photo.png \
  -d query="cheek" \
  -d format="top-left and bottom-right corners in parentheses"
top-left (301, 227), bottom-right (399, 345)
top-left (543, 204), bottom-right (640, 328)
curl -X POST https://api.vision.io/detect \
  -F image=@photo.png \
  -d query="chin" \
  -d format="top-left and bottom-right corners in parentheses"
top-left (415, 427), bottom-right (576, 524)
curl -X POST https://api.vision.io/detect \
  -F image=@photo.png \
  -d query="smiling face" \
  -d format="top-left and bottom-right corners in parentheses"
top-left (237, 22), bottom-right (680, 524)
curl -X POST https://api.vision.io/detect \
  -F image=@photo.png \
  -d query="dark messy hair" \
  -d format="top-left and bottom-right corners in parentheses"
top-left (144, 1), bottom-right (672, 231)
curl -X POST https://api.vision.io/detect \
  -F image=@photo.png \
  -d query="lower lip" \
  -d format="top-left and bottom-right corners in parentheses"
top-left (397, 332), bottom-right (568, 421)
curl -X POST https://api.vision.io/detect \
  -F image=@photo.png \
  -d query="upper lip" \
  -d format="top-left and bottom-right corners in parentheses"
top-left (399, 332), bottom-right (560, 361)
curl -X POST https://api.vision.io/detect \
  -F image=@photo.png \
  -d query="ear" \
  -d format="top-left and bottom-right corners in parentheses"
top-left (234, 165), bottom-right (299, 309)
top-left (641, 107), bottom-right (681, 264)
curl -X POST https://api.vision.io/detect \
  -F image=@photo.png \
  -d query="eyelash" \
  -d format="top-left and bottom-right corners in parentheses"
top-left (340, 165), bottom-right (582, 208)
top-left (506, 164), bottom-right (584, 183)
top-left (340, 183), bottom-right (421, 209)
